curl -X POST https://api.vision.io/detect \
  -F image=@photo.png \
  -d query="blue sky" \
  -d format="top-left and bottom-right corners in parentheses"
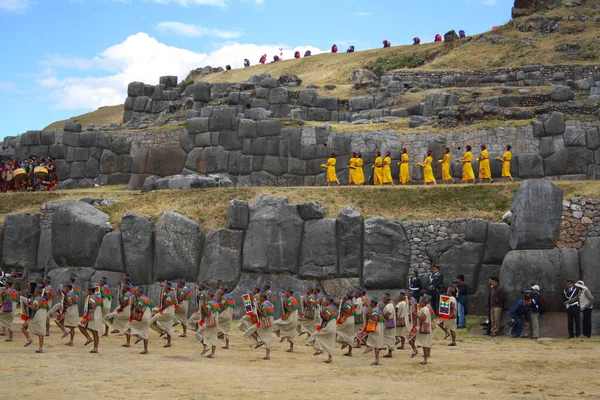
top-left (0, 0), bottom-right (513, 140)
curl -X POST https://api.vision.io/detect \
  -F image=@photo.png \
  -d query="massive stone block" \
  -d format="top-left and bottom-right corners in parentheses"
top-left (242, 195), bottom-right (303, 273)
top-left (52, 201), bottom-right (113, 268)
top-left (145, 146), bottom-right (187, 176)
top-left (580, 237), bottom-right (600, 308)
top-left (500, 249), bottom-right (580, 312)
top-left (110, 136), bottom-right (131, 155)
top-left (2, 213), bottom-right (40, 271)
top-left (209, 108), bottom-right (237, 132)
top-left (227, 199), bottom-right (249, 230)
top-left (543, 111), bottom-right (565, 136)
top-left (36, 228), bottom-right (58, 272)
top-left (468, 264), bottom-right (501, 315)
top-left (197, 229), bottom-right (243, 288)
top-left (337, 206), bottom-right (363, 278)
top-left (185, 146), bottom-right (229, 173)
top-left (362, 218), bottom-right (411, 289)
top-left (100, 149), bottom-right (118, 174)
top-left (299, 218), bottom-right (338, 279)
top-left (94, 232), bottom-right (125, 272)
top-left (516, 154), bottom-right (544, 178)
top-left (297, 201), bottom-right (324, 220)
top-left (433, 242), bottom-right (484, 295)
top-left (154, 211), bottom-right (204, 282)
top-left (544, 147), bottom-right (593, 176)
top-left (483, 223), bottom-right (511, 264)
top-left (465, 219), bottom-right (488, 243)
top-left (121, 213), bottom-right (153, 284)
top-left (509, 179), bottom-right (562, 250)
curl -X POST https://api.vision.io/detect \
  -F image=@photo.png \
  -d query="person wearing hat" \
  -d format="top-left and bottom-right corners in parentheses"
top-left (56, 283), bottom-right (80, 346)
top-left (322, 153), bottom-right (340, 186)
top-left (263, 282), bottom-right (276, 306)
top-left (22, 286), bottom-right (49, 353)
top-left (436, 287), bottom-right (458, 346)
top-left (381, 293), bottom-right (396, 358)
top-left (253, 292), bottom-right (275, 360)
top-left (175, 279), bottom-right (192, 338)
top-left (150, 281), bottom-right (176, 348)
top-left (200, 289), bottom-right (220, 358)
top-left (347, 153), bottom-right (357, 185)
top-left (365, 297), bottom-right (385, 365)
top-left (564, 280), bottom-right (581, 338)
top-left (382, 151), bottom-right (394, 185)
top-left (336, 291), bottom-right (355, 357)
top-left (68, 274), bottom-right (79, 296)
top-left (298, 286), bottom-right (318, 338)
top-left (272, 287), bottom-right (299, 353)
top-left (238, 286), bottom-right (262, 346)
top-left (354, 153), bottom-right (365, 185)
top-left (408, 271), bottom-right (423, 301)
top-left (124, 286), bottom-right (152, 354)
top-left (78, 284), bottom-right (103, 353)
top-left (373, 151), bottom-right (384, 185)
top-left (217, 285), bottom-right (235, 349)
top-left (575, 280), bottom-right (594, 338)
top-left (398, 148), bottom-right (410, 185)
top-left (415, 296), bottom-right (433, 365)
top-left (528, 285), bottom-right (543, 339)
top-left (395, 292), bottom-right (410, 350)
top-left (0, 278), bottom-right (19, 342)
top-left (104, 281), bottom-right (131, 335)
top-left (427, 266), bottom-right (444, 314)
top-left (307, 294), bottom-right (337, 364)
top-left (98, 277), bottom-right (112, 337)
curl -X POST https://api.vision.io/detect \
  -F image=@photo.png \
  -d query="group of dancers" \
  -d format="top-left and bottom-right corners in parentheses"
top-left (322, 144), bottom-right (515, 186)
top-left (0, 273), bottom-right (459, 365)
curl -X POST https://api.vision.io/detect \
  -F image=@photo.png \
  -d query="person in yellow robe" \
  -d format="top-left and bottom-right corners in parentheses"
top-left (438, 147), bottom-right (456, 184)
top-left (382, 151), bottom-right (394, 185)
top-left (321, 153), bottom-right (340, 186)
top-left (417, 151), bottom-right (437, 185)
top-left (457, 145), bottom-right (475, 183)
top-left (373, 151), bottom-right (384, 185)
top-left (348, 153), bottom-right (356, 185)
top-left (496, 144), bottom-right (514, 183)
top-left (354, 153), bottom-right (365, 185)
top-left (477, 144), bottom-right (494, 183)
top-left (398, 148), bottom-right (410, 185)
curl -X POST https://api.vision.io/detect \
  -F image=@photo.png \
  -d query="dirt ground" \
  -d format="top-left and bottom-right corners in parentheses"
top-left (1, 316), bottom-right (599, 400)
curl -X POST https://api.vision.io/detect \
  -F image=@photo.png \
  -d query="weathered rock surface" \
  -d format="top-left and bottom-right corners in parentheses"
top-left (198, 228), bottom-right (243, 288)
top-left (300, 218), bottom-right (337, 279)
top-left (433, 241), bottom-right (484, 295)
top-left (2, 213), bottom-right (40, 271)
top-left (337, 206), bottom-right (363, 278)
top-left (227, 199), bottom-right (249, 230)
top-left (483, 223), bottom-right (511, 264)
top-left (120, 213), bottom-right (154, 284)
top-left (94, 232), bottom-right (125, 272)
top-left (297, 201), bottom-right (325, 220)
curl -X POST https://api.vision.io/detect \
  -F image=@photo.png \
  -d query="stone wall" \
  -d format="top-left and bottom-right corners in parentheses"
top-left (558, 197), bottom-right (600, 249)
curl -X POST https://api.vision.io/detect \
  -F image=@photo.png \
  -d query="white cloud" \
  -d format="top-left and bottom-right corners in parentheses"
top-left (144, 0), bottom-right (227, 7)
top-left (37, 32), bottom-right (324, 110)
top-left (0, 0), bottom-right (33, 12)
top-left (156, 21), bottom-right (243, 39)
top-left (352, 11), bottom-right (373, 17)
top-left (0, 82), bottom-right (18, 91)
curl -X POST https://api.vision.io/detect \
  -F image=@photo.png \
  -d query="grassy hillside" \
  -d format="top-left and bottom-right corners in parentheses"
top-left (44, 105), bottom-right (123, 131)
top-left (1, 181), bottom-right (598, 230)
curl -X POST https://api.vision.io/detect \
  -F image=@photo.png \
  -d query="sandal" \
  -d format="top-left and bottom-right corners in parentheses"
top-left (90, 349), bottom-right (98, 353)
top-left (179, 334), bottom-right (187, 338)
top-left (255, 341), bottom-right (265, 349)
top-left (343, 352), bottom-right (352, 357)
top-left (448, 342), bottom-right (456, 347)
top-left (121, 344), bottom-right (130, 348)
top-left (262, 356), bottom-right (270, 360)
top-left (24, 340), bottom-right (33, 347)
top-left (410, 351), bottom-right (418, 358)
top-left (163, 344), bottom-right (171, 348)
top-left (443, 333), bottom-right (451, 340)
top-left (140, 350), bottom-right (148, 354)
top-left (324, 359), bottom-right (332, 364)
top-left (370, 361), bottom-right (380, 366)
top-left (420, 361), bottom-right (428, 365)
top-left (383, 354), bottom-right (393, 358)
top-left (65, 342), bottom-right (73, 346)
top-left (61, 331), bottom-right (69, 339)
top-left (84, 339), bottom-right (93, 346)
top-left (135, 337), bottom-right (144, 345)
top-left (35, 349), bottom-right (44, 353)
top-left (206, 354), bottom-right (215, 359)
top-left (201, 348), bottom-right (209, 355)
top-left (285, 349), bottom-right (294, 353)
top-left (396, 345), bottom-right (404, 350)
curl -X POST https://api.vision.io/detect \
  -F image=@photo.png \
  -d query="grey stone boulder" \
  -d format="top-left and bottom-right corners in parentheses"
top-left (52, 201), bottom-right (113, 268)
top-left (299, 218), bottom-right (338, 279)
top-left (121, 213), bottom-right (153, 284)
top-left (362, 218), bottom-right (411, 289)
top-left (185, 146), bottom-right (229, 174)
top-left (544, 147), bottom-right (593, 176)
top-left (141, 175), bottom-right (158, 193)
top-left (539, 136), bottom-right (565, 158)
top-left (64, 121), bottom-right (82, 133)
top-left (2, 213), bottom-right (40, 271)
top-left (100, 149), bottom-right (118, 174)
top-left (110, 136), bottom-right (131, 155)
top-left (349, 96), bottom-right (374, 112)
top-left (564, 126), bottom-right (587, 147)
top-left (586, 128), bottom-right (600, 150)
top-left (551, 85), bottom-right (574, 102)
top-left (432, 241), bottom-right (484, 295)
top-left (299, 90), bottom-right (317, 107)
top-left (36, 228), bottom-right (58, 272)
top-left (198, 229), bottom-right (243, 288)
top-left (423, 92), bottom-right (449, 117)
top-left (227, 199), bottom-right (249, 230)
top-left (483, 223), bottom-right (511, 264)
top-left (94, 232), bottom-right (125, 272)
top-left (337, 206), bottom-right (363, 278)
top-left (154, 211), bottom-right (204, 282)
top-left (350, 69), bottom-right (379, 89)
top-left (209, 108), bottom-right (237, 132)
top-left (516, 154), bottom-right (544, 178)
top-left (145, 146), bottom-right (187, 177)
top-left (191, 82), bottom-right (211, 102)
top-left (187, 117), bottom-right (209, 135)
top-left (500, 249), bottom-right (579, 312)
top-left (242, 195), bottom-right (303, 273)
top-left (268, 87), bottom-right (289, 104)
top-left (297, 201), bottom-right (325, 220)
top-left (409, 116), bottom-right (431, 128)
top-left (465, 219), bottom-right (488, 243)
top-left (509, 179), bottom-right (563, 250)
top-left (543, 112), bottom-right (565, 136)
top-left (580, 237), bottom-right (600, 308)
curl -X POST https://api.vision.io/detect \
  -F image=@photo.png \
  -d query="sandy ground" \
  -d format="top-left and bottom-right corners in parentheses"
top-left (1, 317), bottom-right (599, 400)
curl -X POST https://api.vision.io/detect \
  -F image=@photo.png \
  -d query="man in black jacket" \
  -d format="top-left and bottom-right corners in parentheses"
top-left (427, 266), bottom-right (444, 314)
top-left (564, 280), bottom-right (581, 338)
top-left (408, 271), bottom-right (422, 300)
top-left (455, 275), bottom-right (468, 329)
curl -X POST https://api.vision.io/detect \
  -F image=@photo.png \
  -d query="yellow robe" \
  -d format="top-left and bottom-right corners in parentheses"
top-left (439, 153), bottom-right (453, 181)
top-left (348, 157), bottom-right (356, 184)
top-left (458, 151), bottom-right (475, 181)
top-left (417, 156), bottom-right (435, 183)
top-left (501, 151), bottom-right (512, 177)
top-left (399, 154), bottom-right (410, 184)
top-left (354, 158), bottom-right (365, 185)
top-left (326, 157), bottom-right (338, 183)
top-left (382, 156), bottom-right (393, 183)
top-left (373, 156), bottom-right (384, 185)
top-left (478, 149), bottom-right (491, 179)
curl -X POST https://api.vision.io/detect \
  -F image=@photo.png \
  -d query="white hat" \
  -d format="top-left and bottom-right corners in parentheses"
top-left (531, 285), bottom-right (540, 291)
top-left (575, 280), bottom-right (586, 289)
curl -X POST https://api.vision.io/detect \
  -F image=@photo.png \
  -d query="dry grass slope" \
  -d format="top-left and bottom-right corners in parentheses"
top-left (1, 181), bottom-right (598, 230)
top-left (44, 105), bottom-right (123, 131)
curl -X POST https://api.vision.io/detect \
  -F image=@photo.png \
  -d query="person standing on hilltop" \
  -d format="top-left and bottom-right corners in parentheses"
top-left (259, 54), bottom-right (266, 64)
top-left (382, 40), bottom-right (391, 48)
top-left (477, 144), bottom-right (494, 184)
top-left (439, 147), bottom-right (456, 184)
top-left (322, 153), bottom-right (340, 186)
top-left (418, 151), bottom-right (437, 186)
top-left (244, 59), bottom-right (250, 67)
top-left (354, 153), bottom-right (365, 185)
top-left (331, 44), bottom-right (338, 53)
top-left (457, 145), bottom-right (475, 184)
top-left (382, 152), bottom-right (394, 185)
top-left (398, 148), bottom-right (410, 185)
